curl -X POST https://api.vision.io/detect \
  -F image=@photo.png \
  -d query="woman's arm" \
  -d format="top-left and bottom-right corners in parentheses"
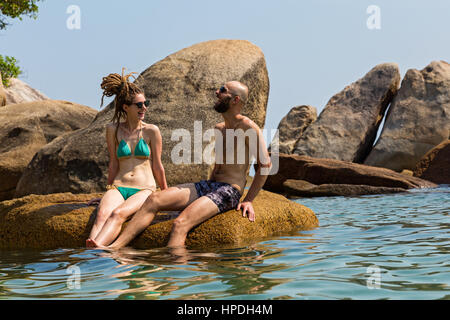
top-left (106, 124), bottom-right (119, 185)
top-left (148, 125), bottom-right (168, 190)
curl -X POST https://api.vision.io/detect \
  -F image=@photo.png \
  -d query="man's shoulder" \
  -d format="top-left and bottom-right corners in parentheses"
top-left (238, 116), bottom-right (259, 130)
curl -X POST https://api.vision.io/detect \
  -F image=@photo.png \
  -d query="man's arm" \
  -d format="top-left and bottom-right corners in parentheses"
top-left (238, 122), bottom-right (272, 222)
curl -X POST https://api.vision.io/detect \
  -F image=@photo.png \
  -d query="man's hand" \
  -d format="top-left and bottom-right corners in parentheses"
top-left (237, 201), bottom-right (255, 222)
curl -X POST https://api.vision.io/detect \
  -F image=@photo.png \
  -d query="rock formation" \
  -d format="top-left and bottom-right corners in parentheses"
top-left (0, 74), bottom-right (6, 106)
top-left (269, 105), bottom-right (316, 154)
top-left (293, 63), bottom-right (400, 163)
top-left (16, 40), bottom-right (270, 196)
top-left (413, 139), bottom-right (450, 184)
top-left (0, 100), bottom-right (97, 201)
top-left (364, 61), bottom-right (450, 171)
top-left (264, 153), bottom-right (436, 196)
top-left (3, 78), bottom-right (49, 105)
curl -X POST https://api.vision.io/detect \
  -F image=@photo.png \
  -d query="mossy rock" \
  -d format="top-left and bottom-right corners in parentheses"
top-left (0, 190), bottom-right (318, 250)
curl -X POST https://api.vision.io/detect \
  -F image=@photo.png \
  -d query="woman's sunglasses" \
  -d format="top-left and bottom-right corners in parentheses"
top-left (134, 100), bottom-right (150, 109)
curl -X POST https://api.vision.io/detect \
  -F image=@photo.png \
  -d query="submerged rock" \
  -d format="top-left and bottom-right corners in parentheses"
top-left (16, 40), bottom-right (270, 196)
top-left (0, 190), bottom-right (318, 250)
top-left (365, 61), bottom-right (450, 171)
top-left (413, 139), bottom-right (450, 184)
top-left (264, 153), bottom-right (437, 195)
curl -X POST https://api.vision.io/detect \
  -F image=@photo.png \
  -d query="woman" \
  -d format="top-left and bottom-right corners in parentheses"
top-left (86, 69), bottom-right (167, 248)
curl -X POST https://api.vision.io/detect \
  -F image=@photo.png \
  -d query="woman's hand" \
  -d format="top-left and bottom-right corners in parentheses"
top-left (87, 198), bottom-right (101, 206)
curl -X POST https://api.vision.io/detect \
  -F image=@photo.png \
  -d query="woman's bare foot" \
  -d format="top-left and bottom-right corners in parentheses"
top-left (86, 238), bottom-right (97, 248)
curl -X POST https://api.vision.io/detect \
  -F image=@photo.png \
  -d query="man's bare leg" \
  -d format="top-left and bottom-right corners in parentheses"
top-left (167, 196), bottom-right (220, 248)
top-left (108, 184), bottom-right (198, 250)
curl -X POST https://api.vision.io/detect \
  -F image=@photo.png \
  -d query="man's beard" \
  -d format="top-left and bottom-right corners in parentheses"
top-left (214, 96), bottom-right (231, 113)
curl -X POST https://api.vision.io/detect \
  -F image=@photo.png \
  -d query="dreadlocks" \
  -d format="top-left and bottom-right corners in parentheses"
top-left (100, 68), bottom-right (143, 144)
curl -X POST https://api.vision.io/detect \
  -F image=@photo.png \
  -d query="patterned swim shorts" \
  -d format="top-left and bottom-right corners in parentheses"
top-left (194, 180), bottom-right (242, 213)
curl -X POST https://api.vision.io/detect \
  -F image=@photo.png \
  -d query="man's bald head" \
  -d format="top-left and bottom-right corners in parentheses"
top-left (226, 81), bottom-right (249, 105)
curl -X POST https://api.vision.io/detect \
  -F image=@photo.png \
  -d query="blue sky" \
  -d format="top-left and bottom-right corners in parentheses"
top-left (1, 0), bottom-right (449, 131)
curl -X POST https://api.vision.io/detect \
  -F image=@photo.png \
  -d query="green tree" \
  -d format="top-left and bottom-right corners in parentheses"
top-left (0, 0), bottom-right (43, 30)
top-left (0, 55), bottom-right (22, 87)
top-left (1, 1), bottom-right (43, 86)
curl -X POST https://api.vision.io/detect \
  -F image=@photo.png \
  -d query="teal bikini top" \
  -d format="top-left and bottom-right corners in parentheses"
top-left (116, 125), bottom-right (150, 159)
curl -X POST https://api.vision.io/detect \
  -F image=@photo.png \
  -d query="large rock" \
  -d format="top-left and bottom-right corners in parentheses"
top-left (16, 40), bottom-right (270, 196)
top-left (0, 100), bottom-right (97, 201)
top-left (365, 61), bottom-right (450, 171)
top-left (264, 153), bottom-right (437, 195)
top-left (269, 105), bottom-right (317, 154)
top-left (3, 78), bottom-right (49, 105)
top-left (293, 63), bottom-right (400, 163)
top-left (413, 139), bottom-right (450, 184)
top-left (0, 74), bottom-right (6, 106)
top-left (0, 190), bottom-right (318, 250)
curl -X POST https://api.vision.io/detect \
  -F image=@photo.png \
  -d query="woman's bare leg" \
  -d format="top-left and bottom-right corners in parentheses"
top-left (91, 189), bottom-right (153, 247)
top-left (87, 189), bottom-right (124, 245)
top-left (108, 184), bottom-right (198, 250)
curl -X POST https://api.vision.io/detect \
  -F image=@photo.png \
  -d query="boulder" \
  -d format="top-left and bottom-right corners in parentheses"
top-left (16, 40), bottom-right (270, 196)
top-left (0, 100), bottom-right (97, 201)
top-left (293, 63), bottom-right (400, 163)
top-left (364, 61), bottom-right (450, 171)
top-left (0, 74), bottom-right (6, 106)
top-left (3, 78), bottom-right (49, 105)
top-left (413, 139), bottom-right (450, 184)
top-left (264, 153), bottom-right (437, 195)
top-left (269, 105), bottom-right (317, 154)
top-left (282, 179), bottom-right (407, 198)
top-left (0, 190), bottom-right (318, 250)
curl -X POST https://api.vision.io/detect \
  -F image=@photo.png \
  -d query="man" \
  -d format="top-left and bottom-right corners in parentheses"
top-left (107, 81), bottom-right (271, 249)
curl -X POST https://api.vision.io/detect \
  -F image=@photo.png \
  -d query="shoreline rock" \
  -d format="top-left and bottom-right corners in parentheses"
top-left (0, 190), bottom-right (318, 250)
top-left (293, 63), bottom-right (400, 163)
top-left (413, 140), bottom-right (450, 184)
top-left (283, 179), bottom-right (407, 197)
top-left (269, 105), bottom-right (317, 154)
top-left (0, 100), bottom-right (97, 201)
top-left (364, 60), bottom-right (450, 171)
top-left (264, 153), bottom-right (437, 196)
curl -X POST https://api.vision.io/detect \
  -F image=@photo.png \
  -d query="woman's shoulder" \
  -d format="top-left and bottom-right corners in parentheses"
top-left (141, 122), bottom-right (160, 134)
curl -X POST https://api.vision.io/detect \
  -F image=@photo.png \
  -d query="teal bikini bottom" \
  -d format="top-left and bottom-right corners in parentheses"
top-left (116, 186), bottom-right (142, 200)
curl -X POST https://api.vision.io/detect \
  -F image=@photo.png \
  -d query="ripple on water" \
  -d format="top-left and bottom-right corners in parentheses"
top-left (0, 186), bottom-right (449, 300)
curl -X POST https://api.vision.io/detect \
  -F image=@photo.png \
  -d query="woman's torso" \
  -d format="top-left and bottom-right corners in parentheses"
top-left (112, 122), bottom-right (156, 190)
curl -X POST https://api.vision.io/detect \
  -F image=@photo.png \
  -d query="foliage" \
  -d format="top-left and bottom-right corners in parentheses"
top-left (0, 55), bottom-right (22, 87)
top-left (0, 0), bottom-right (43, 30)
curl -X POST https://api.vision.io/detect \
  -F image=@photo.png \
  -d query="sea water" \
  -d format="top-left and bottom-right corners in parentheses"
top-left (0, 186), bottom-right (449, 300)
